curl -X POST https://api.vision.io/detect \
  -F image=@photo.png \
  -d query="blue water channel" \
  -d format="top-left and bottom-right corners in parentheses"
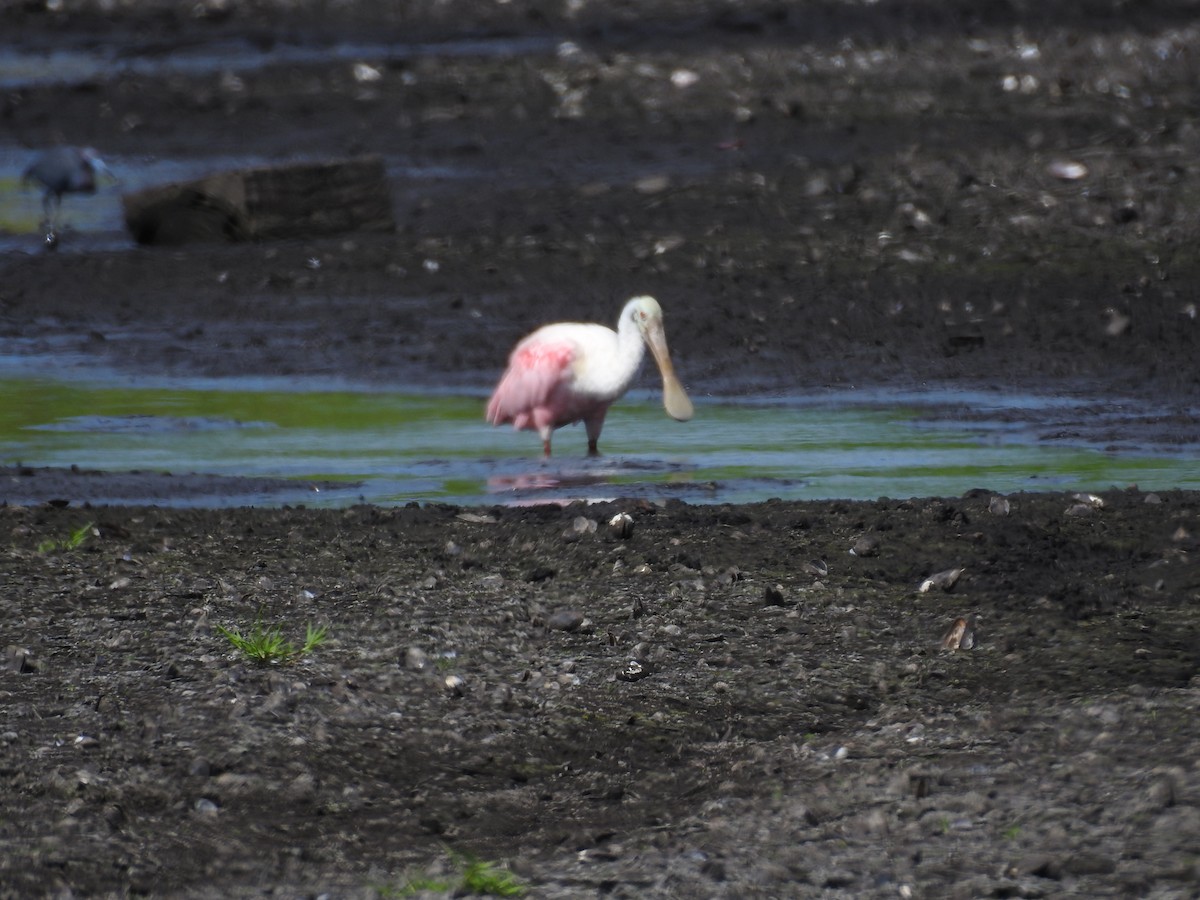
top-left (2, 372), bottom-right (1197, 507)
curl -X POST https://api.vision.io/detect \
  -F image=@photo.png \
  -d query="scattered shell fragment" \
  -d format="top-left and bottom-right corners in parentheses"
top-left (572, 516), bottom-right (598, 535)
top-left (617, 659), bottom-right (654, 682)
top-left (919, 567), bottom-right (965, 593)
top-left (351, 62), bottom-right (382, 83)
top-left (670, 68), bottom-right (700, 89)
top-left (1071, 492), bottom-right (1105, 509)
top-left (1047, 159), bottom-right (1088, 181)
top-left (443, 675), bottom-right (465, 696)
top-left (804, 559), bottom-right (829, 577)
top-left (1104, 307), bottom-right (1131, 336)
top-left (940, 617), bottom-right (976, 651)
top-left (546, 609), bottom-right (585, 632)
top-left (988, 495), bottom-right (1011, 516)
top-left (849, 535), bottom-right (880, 557)
top-left (608, 512), bottom-right (635, 539)
top-left (634, 174), bottom-right (671, 195)
top-left (455, 513), bottom-right (497, 524)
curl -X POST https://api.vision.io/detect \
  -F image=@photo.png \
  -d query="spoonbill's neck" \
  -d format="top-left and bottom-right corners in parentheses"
top-left (613, 311), bottom-right (648, 377)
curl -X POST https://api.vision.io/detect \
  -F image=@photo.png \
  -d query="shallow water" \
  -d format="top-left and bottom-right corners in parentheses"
top-left (0, 35), bottom-right (562, 91)
top-left (2, 374), bottom-right (1197, 507)
top-left (0, 148), bottom-right (484, 254)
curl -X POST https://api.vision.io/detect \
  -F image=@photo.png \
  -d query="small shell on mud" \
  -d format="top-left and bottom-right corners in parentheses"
top-left (804, 559), bottom-right (829, 577)
top-left (1071, 492), bottom-right (1105, 509)
top-left (988, 495), bottom-right (1011, 516)
top-left (6, 645), bottom-right (39, 674)
top-left (404, 647), bottom-right (429, 671)
top-left (608, 512), bottom-right (635, 539)
top-left (351, 62), bottom-right (382, 83)
top-left (940, 617), bottom-right (976, 651)
top-left (562, 516), bottom-right (598, 542)
top-left (634, 174), bottom-right (671, 195)
top-left (443, 675), bottom-right (466, 696)
top-left (1047, 159), bottom-right (1088, 181)
top-left (456, 513), bottom-right (497, 524)
top-left (849, 535), bottom-right (880, 557)
top-left (919, 567), bottom-right (965, 593)
top-left (1105, 307), bottom-right (1131, 336)
top-left (546, 609), bottom-right (585, 632)
top-left (670, 68), bottom-right (700, 89)
top-left (617, 659), bottom-right (654, 682)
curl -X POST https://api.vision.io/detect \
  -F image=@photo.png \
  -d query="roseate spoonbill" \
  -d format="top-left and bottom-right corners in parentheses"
top-left (486, 295), bottom-right (694, 457)
top-left (22, 147), bottom-right (114, 240)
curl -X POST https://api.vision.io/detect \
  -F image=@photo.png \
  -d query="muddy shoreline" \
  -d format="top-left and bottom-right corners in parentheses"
top-left (4, 491), bottom-right (1200, 898)
top-left (2, 2), bottom-right (1200, 897)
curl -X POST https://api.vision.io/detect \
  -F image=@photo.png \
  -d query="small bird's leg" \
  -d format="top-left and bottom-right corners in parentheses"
top-left (41, 192), bottom-right (61, 250)
top-left (40, 192), bottom-right (55, 232)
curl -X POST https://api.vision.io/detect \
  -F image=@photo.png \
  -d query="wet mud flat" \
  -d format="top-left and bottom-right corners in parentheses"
top-left (2, 0), bottom-right (1200, 897)
top-left (3, 0), bottom-right (1200, 404)
top-left (2, 491), bottom-right (1200, 898)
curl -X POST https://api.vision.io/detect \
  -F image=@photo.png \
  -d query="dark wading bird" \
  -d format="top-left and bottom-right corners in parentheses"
top-left (22, 147), bottom-right (115, 248)
top-left (486, 295), bottom-right (694, 457)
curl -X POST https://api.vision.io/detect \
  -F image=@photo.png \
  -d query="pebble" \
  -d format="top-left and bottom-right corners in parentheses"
top-left (405, 647), bottom-right (428, 671)
top-left (940, 616), bottom-right (976, 650)
top-left (547, 609), bottom-right (585, 632)
top-left (608, 512), bottom-right (635, 539)
top-left (634, 174), bottom-right (671, 194)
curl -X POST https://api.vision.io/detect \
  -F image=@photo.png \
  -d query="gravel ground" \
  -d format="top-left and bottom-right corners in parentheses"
top-left (3, 493), bottom-right (1200, 899)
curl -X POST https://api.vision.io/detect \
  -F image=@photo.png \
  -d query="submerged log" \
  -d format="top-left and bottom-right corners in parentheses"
top-left (121, 156), bottom-right (394, 245)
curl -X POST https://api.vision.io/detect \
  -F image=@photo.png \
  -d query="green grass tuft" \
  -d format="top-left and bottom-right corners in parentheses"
top-left (216, 618), bottom-right (327, 665)
top-left (37, 521), bottom-right (95, 553)
top-left (382, 853), bottom-right (527, 897)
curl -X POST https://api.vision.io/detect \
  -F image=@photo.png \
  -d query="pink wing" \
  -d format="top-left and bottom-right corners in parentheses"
top-left (486, 338), bottom-right (577, 429)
